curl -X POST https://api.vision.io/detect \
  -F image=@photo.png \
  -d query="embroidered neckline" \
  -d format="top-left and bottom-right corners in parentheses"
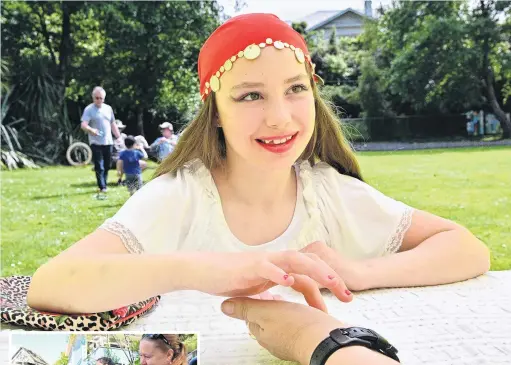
top-left (181, 158), bottom-right (321, 249)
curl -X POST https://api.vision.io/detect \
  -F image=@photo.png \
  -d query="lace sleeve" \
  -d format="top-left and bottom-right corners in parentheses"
top-left (99, 219), bottom-right (144, 254)
top-left (383, 206), bottom-right (414, 255)
top-left (96, 168), bottom-right (201, 254)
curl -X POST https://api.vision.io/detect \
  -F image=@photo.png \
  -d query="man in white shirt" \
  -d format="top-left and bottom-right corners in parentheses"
top-left (80, 86), bottom-right (121, 192)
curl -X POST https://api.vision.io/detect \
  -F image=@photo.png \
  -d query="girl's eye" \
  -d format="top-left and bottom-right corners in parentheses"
top-left (239, 92), bottom-right (261, 101)
top-left (289, 84), bottom-right (308, 94)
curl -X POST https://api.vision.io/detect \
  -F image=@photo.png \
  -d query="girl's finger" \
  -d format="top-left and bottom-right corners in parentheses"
top-left (302, 253), bottom-right (353, 303)
top-left (290, 274), bottom-right (328, 313)
top-left (254, 259), bottom-right (295, 287)
top-left (270, 251), bottom-right (340, 291)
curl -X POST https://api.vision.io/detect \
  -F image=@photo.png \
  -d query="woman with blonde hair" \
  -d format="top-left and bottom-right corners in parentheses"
top-left (139, 334), bottom-right (187, 365)
top-left (28, 14), bottom-right (489, 317)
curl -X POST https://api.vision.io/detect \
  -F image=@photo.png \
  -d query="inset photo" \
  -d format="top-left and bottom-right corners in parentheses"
top-left (10, 333), bottom-right (198, 365)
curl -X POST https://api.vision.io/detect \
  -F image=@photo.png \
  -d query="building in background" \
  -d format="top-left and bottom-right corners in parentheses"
top-left (295, 0), bottom-right (373, 39)
top-left (11, 348), bottom-right (49, 365)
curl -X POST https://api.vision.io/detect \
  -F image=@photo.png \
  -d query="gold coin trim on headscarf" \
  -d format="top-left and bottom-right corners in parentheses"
top-left (202, 40), bottom-right (310, 98)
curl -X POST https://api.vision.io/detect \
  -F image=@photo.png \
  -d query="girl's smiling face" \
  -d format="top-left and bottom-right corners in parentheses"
top-left (215, 46), bottom-right (315, 170)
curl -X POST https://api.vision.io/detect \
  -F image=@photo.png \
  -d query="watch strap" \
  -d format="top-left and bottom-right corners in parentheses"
top-left (339, 327), bottom-right (399, 361)
top-left (309, 336), bottom-right (341, 365)
top-left (309, 327), bottom-right (400, 365)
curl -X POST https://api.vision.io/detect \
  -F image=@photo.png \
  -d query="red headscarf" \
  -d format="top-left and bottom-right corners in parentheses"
top-left (198, 13), bottom-right (317, 100)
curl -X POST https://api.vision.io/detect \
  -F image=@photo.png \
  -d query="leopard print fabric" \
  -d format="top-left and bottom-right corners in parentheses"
top-left (1, 276), bottom-right (160, 331)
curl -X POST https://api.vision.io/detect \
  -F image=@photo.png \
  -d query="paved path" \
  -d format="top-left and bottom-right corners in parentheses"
top-left (352, 139), bottom-right (511, 151)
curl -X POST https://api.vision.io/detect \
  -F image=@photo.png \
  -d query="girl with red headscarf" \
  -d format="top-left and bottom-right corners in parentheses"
top-left (28, 14), bottom-right (489, 320)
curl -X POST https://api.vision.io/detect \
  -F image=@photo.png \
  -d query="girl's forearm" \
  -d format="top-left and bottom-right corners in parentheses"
top-left (27, 253), bottom-right (195, 314)
top-left (359, 228), bottom-right (490, 290)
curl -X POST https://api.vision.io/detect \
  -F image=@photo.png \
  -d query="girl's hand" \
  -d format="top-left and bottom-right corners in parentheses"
top-left (248, 290), bottom-right (283, 301)
top-left (185, 251), bottom-right (353, 312)
top-left (300, 241), bottom-right (366, 291)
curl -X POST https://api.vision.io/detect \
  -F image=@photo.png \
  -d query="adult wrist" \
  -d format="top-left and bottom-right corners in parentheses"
top-left (297, 320), bottom-right (345, 365)
top-left (308, 327), bottom-right (400, 365)
top-left (326, 346), bottom-right (399, 365)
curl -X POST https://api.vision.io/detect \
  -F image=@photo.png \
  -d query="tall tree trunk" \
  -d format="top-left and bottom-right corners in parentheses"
top-left (58, 2), bottom-right (72, 93)
top-left (136, 105), bottom-right (145, 136)
top-left (480, 0), bottom-right (511, 138)
top-left (58, 2), bottom-right (75, 149)
top-left (485, 67), bottom-right (511, 138)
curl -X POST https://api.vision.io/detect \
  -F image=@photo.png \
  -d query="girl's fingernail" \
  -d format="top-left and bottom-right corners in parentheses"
top-left (345, 289), bottom-right (352, 296)
top-left (283, 274), bottom-right (289, 280)
top-left (328, 275), bottom-right (335, 280)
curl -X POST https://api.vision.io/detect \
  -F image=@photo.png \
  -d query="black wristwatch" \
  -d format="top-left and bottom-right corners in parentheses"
top-left (309, 327), bottom-right (400, 365)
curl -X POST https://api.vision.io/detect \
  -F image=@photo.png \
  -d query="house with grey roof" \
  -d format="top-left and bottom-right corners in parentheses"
top-left (11, 347), bottom-right (49, 365)
top-left (296, 0), bottom-right (373, 39)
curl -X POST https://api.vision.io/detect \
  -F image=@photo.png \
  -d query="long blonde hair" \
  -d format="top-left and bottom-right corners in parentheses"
top-left (154, 69), bottom-right (362, 181)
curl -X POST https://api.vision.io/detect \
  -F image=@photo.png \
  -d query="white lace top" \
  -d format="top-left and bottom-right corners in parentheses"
top-left (100, 158), bottom-right (414, 259)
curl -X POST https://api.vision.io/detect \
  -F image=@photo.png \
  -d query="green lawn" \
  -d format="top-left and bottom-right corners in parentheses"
top-left (2, 147), bottom-right (510, 277)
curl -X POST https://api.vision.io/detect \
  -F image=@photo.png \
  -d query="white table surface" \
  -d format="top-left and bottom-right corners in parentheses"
top-left (0, 334), bottom-right (7, 365)
top-left (2, 272), bottom-right (510, 365)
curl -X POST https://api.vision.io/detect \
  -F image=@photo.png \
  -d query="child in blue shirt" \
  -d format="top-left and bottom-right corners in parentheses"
top-left (117, 136), bottom-right (147, 195)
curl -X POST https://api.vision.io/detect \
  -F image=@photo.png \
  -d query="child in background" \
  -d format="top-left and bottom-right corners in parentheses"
top-left (116, 136), bottom-right (147, 195)
top-left (150, 122), bottom-right (178, 162)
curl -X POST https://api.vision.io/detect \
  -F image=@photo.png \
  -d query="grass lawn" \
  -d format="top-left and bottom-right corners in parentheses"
top-left (2, 147), bottom-right (510, 277)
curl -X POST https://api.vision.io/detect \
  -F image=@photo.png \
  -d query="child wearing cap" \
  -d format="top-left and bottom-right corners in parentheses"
top-left (150, 122), bottom-right (178, 162)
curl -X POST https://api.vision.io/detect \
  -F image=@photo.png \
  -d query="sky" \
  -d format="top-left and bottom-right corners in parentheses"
top-left (216, 0), bottom-right (394, 21)
top-left (11, 334), bottom-right (70, 365)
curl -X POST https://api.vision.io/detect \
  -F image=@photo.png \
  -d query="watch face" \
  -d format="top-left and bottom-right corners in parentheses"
top-left (329, 328), bottom-right (355, 346)
top-left (327, 328), bottom-right (400, 363)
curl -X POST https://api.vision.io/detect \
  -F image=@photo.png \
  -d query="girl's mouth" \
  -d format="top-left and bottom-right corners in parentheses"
top-left (255, 132), bottom-right (298, 154)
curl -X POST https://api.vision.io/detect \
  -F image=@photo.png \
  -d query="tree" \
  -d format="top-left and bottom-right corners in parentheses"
top-left (291, 21), bottom-right (307, 35)
top-left (1, 0), bottom-right (224, 165)
top-left (370, 0), bottom-right (510, 137)
top-left (1, 1), bottom-right (106, 162)
top-left (182, 334), bottom-right (198, 353)
top-left (291, 20), bottom-right (319, 48)
top-left (373, 1), bottom-right (480, 114)
top-left (94, 1), bottom-right (221, 135)
top-left (470, 0), bottom-right (511, 137)
top-left (328, 27), bottom-right (338, 54)
top-left (53, 352), bottom-right (69, 365)
top-left (359, 57), bottom-right (386, 119)
top-left (117, 334), bottom-right (140, 365)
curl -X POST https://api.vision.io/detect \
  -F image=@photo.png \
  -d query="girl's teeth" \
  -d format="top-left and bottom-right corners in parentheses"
top-left (261, 135), bottom-right (293, 144)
